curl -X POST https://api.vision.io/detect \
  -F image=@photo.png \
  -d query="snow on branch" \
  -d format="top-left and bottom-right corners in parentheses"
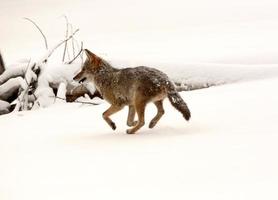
top-left (0, 100), bottom-right (10, 115)
top-left (13, 59), bottom-right (37, 111)
top-left (0, 77), bottom-right (26, 101)
top-left (0, 18), bottom-right (99, 115)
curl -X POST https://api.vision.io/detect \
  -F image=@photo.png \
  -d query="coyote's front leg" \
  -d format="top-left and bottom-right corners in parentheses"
top-left (103, 105), bottom-right (124, 130)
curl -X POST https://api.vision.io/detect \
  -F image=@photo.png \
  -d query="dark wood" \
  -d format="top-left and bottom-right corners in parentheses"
top-left (0, 52), bottom-right (5, 75)
top-left (66, 84), bottom-right (102, 102)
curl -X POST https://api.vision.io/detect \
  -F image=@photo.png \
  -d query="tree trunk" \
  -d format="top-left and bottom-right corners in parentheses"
top-left (0, 52), bottom-right (5, 76)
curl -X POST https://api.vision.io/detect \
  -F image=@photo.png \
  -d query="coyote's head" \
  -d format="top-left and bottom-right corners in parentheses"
top-left (73, 49), bottom-right (103, 83)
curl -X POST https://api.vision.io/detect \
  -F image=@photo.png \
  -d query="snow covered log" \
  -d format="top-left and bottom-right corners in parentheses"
top-left (0, 53), bottom-right (12, 115)
top-left (0, 21), bottom-right (83, 114)
top-left (0, 100), bottom-right (10, 115)
top-left (0, 52), bottom-right (5, 75)
top-left (0, 77), bottom-right (27, 102)
top-left (66, 84), bottom-right (102, 102)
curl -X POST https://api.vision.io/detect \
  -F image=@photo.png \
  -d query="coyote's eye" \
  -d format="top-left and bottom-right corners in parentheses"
top-left (79, 77), bottom-right (87, 84)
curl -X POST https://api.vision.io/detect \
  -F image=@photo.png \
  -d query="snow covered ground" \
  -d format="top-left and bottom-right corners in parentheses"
top-left (1, 0), bottom-right (278, 199)
top-left (1, 78), bottom-right (278, 200)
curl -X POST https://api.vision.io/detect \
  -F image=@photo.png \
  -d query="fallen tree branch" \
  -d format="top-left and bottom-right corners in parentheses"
top-left (0, 77), bottom-right (26, 101)
top-left (0, 52), bottom-right (5, 75)
top-left (0, 66), bottom-right (27, 85)
top-left (24, 17), bottom-right (48, 50)
top-left (0, 100), bottom-right (10, 115)
top-left (66, 84), bottom-right (102, 102)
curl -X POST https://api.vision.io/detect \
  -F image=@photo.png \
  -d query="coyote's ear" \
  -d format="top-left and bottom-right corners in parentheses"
top-left (84, 49), bottom-right (101, 66)
top-left (84, 49), bottom-right (95, 58)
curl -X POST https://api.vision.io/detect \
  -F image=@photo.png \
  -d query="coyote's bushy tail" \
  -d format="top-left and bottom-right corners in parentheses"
top-left (0, 52), bottom-right (5, 75)
top-left (167, 83), bottom-right (191, 121)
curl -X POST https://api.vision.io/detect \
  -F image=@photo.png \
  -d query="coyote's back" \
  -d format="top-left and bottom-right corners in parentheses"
top-left (74, 49), bottom-right (191, 134)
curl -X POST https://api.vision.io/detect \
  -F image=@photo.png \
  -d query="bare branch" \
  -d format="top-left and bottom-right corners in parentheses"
top-left (62, 15), bottom-right (69, 62)
top-left (24, 17), bottom-right (48, 50)
top-left (37, 29), bottom-right (79, 65)
top-left (69, 24), bottom-right (76, 57)
top-left (54, 96), bottom-right (99, 105)
top-left (67, 42), bottom-right (83, 64)
top-left (73, 38), bottom-right (80, 50)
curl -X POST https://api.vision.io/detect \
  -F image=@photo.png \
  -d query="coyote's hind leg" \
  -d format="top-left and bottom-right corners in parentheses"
top-left (149, 100), bottom-right (165, 128)
top-left (126, 99), bottom-right (146, 134)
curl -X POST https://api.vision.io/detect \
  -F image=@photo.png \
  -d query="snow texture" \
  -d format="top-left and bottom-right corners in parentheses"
top-left (1, 78), bottom-right (278, 200)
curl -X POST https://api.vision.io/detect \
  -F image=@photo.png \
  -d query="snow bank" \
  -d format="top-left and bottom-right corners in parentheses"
top-left (105, 58), bottom-right (278, 88)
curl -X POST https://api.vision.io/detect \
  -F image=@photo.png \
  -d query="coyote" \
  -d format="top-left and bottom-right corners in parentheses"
top-left (74, 49), bottom-right (191, 134)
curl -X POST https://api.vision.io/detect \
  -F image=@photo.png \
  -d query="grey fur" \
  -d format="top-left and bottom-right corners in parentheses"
top-left (74, 49), bottom-right (191, 133)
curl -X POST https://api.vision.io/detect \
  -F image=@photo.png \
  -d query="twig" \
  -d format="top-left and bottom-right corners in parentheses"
top-left (23, 61), bottom-right (38, 100)
top-left (69, 24), bottom-right (76, 57)
top-left (81, 48), bottom-right (84, 64)
top-left (24, 17), bottom-right (48, 50)
top-left (73, 38), bottom-right (80, 50)
top-left (62, 15), bottom-right (69, 62)
top-left (72, 35), bottom-right (84, 64)
top-left (39, 29), bottom-right (79, 64)
top-left (22, 59), bottom-right (39, 109)
top-left (23, 58), bottom-right (32, 85)
top-left (67, 42), bottom-right (83, 64)
top-left (14, 59), bottom-right (33, 111)
top-left (54, 96), bottom-right (100, 105)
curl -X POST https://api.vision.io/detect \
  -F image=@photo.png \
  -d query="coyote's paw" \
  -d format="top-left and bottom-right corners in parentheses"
top-left (109, 122), bottom-right (116, 130)
top-left (126, 128), bottom-right (136, 134)
top-left (149, 120), bottom-right (157, 129)
top-left (127, 121), bottom-right (137, 127)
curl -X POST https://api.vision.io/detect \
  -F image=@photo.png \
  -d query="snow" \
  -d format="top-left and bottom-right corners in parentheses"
top-left (1, 0), bottom-right (278, 199)
top-left (110, 60), bottom-right (278, 88)
top-left (33, 62), bottom-right (81, 107)
top-left (1, 78), bottom-right (278, 200)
